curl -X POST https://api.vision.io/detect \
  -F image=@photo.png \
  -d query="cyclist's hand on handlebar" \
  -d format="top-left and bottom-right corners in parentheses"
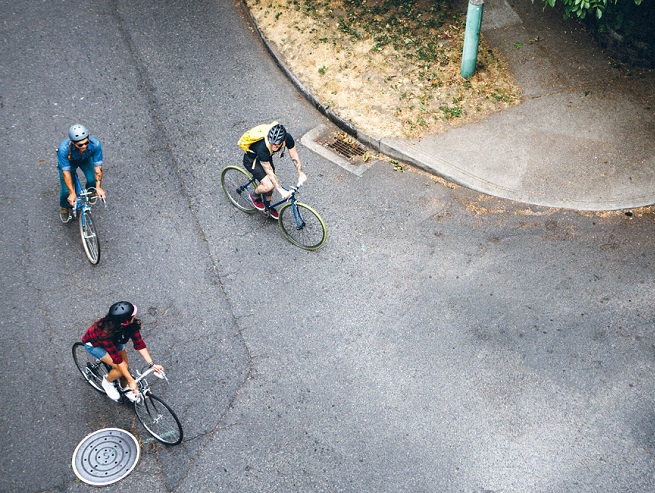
top-left (129, 380), bottom-right (139, 396)
top-left (297, 171), bottom-right (307, 187)
top-left (67, 192), bottom-right (77, 207)
top-left (152, 364), bottom-right (165, 376)
top-left (279, 188), bottom-right (292, 200)
top-left (96, 186), bottom-right (107, 201)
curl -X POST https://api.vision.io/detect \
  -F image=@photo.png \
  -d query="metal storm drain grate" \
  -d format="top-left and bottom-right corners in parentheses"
top-left (72, 428), bottom-right (140, 486)
top-left (301, 124), bottom-right (375, 177)
top-left (319, 132), bottom-right (368, 162)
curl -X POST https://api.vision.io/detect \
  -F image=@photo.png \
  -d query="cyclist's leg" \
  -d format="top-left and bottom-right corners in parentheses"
top-left (74, 342), bottom-right (111, 392)
top-left (58, 168), bottom-right (71, 208)
top-left (84, 344), bottom-right (117, 376)
top-left (258, 180), bottom-right (275, 205)
top-left (250, 160), bottom-right (278, 212)
top-left (79, 160), bottom-right (96, 189)
top-left (84, 343), bottom-right (107, 360)
top-left (245, 156), bottom-right (273, 196)
top-left (246, 157), bottom-right (272, 210)
top-left (117, 347), bottom-right (129, 388)
top-left (104, 345), bottom-right (127, 383)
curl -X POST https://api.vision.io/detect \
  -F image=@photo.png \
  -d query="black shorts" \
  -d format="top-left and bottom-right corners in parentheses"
top-left (243, 152), bottom-right (275, 182)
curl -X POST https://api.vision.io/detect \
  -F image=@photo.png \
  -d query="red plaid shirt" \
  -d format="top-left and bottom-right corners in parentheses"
top-left (82, 321), bottom-right (146, 364)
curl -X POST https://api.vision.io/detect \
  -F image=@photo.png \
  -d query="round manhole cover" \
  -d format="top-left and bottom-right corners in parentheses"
top-left (72, 428), bottom-right (140, 486)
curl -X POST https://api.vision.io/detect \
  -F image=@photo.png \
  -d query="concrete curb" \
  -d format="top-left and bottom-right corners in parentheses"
top-left (240, 2), bottom-right (485, 191)
top-left (240, 0), bottom-right (655, 212)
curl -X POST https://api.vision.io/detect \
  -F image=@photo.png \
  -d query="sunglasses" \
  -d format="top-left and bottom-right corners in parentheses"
top-left (74, 140), bottom-right (90, 148)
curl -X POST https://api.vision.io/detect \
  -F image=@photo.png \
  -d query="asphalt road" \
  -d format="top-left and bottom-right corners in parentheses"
top-left (1, 1), bottom-right (654, 492)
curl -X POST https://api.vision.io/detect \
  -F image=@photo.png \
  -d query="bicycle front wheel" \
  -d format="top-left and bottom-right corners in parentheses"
top-left (79, 209), bottom-right (100, 264)
top-left (72, 342), bottom-right (110, 394)
top-left (278, 202), bottom-right (327, 251)
top-left (221, 166), bottom-right (256, 213)
top-left (134, 393), bottom-right (183, 445)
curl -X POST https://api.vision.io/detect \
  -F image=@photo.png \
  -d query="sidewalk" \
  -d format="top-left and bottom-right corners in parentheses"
top-left (246, 0), bottom-right (655, 211)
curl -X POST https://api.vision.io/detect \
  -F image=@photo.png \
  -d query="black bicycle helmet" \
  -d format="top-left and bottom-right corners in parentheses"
top-left (267, 124), bottom-right (286, 146)
top-left (108, 301), bottom-right (136, 324)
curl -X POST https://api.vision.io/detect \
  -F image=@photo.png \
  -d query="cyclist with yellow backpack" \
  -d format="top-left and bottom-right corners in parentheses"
top-left (238, 122), bottom-right (307, 219)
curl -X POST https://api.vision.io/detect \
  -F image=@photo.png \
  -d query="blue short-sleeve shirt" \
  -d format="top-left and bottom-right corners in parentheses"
top-left (57, 136), bottom-right (103, 171)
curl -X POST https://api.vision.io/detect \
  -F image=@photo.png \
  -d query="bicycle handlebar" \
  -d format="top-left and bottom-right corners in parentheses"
top-left (283, 183), bottom-right (303, 194)
top-left (84, 187), bottom-right (107, 206)
top-left (130, 367), bottom-right (168, 404)
top-left (135, 366), bottom-right (168, 383)
top-left (72, 188), bottom-right (107, 213)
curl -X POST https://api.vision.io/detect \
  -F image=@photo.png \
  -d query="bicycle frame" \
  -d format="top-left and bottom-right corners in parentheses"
top-left (71, 173), bottom-right (96, 219)
top-left (131, 366), bottom-right (167, 401)
top-left (240, 175), bottom-right (305, 226)
top-left (222, 165), bottom-right (327, 250)
top-left (68, 170), bottom-right (105, 264)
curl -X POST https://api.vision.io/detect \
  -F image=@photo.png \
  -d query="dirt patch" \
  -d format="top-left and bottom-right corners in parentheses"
top-left (245, 0), bottom-right (522, 139)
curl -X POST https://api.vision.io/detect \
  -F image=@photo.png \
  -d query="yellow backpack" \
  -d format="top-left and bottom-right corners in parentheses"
top-left (237, 121), bottom-right (279, 152)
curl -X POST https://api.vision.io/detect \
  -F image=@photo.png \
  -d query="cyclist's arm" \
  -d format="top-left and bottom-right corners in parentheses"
top-left (94, 165), bottom-right (106, 200)
top-left (91, 140), bottom-right (106, 199)
top-left (261, 160), bottom-right (285, 194)
top-left (137, 347), bottom-right (164, 374)
top-left (288, 147), bottom-right (307, 186)
top-left (61, 169), bottom-right (77, 206)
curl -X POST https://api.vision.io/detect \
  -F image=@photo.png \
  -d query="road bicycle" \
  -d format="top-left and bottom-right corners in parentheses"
top-left (221, 165), bottom-right (327, 250)
top-left (72, 342), bottom-right (183, 445)
top-left (69, 173), bottom-right (104, 264)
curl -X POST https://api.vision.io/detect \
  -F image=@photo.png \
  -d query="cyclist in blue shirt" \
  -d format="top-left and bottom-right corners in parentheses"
top-left (57, 124), bottom-right (107, 223)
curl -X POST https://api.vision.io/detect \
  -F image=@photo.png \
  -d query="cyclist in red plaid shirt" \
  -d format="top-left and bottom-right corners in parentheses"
top-left (82, 301), bottom-right (164, 402)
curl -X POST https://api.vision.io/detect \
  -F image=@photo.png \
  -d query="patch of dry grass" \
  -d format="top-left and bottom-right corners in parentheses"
top-left (246, 0), bottom-right (521, 139)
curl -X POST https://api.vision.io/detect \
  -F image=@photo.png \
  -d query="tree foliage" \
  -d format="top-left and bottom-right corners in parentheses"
top-left (538, 0), bottom-right (643, 21)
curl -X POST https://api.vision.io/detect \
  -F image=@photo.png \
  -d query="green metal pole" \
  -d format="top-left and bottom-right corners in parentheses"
top-left (460, 0), bottom-right (484, 79)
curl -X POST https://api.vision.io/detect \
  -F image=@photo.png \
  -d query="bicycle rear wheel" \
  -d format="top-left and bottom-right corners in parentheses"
top-left (79, 209), bottom-right (100, 264)
top-left (221, 166), bottom-right (257, 213)
top-left (134, 393), bottom-right (183, 445)
top-left (278, 202), bottom-right (327, 251)
top-left (72, 342), bottom-right (110, 394)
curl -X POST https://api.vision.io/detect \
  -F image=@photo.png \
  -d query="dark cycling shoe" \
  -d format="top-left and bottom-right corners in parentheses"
top-left (249, 192), bottom-right (265, 211)
top-left (267, 207), bottom-right (279, 220)
top-left (60, 207), bottom-right (72, 223)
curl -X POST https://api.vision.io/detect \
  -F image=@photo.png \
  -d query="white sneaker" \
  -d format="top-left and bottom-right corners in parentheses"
top-left (101, 377), bottom-right (121, 401)
top-left (124, 390), bottom-right (139, 403)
